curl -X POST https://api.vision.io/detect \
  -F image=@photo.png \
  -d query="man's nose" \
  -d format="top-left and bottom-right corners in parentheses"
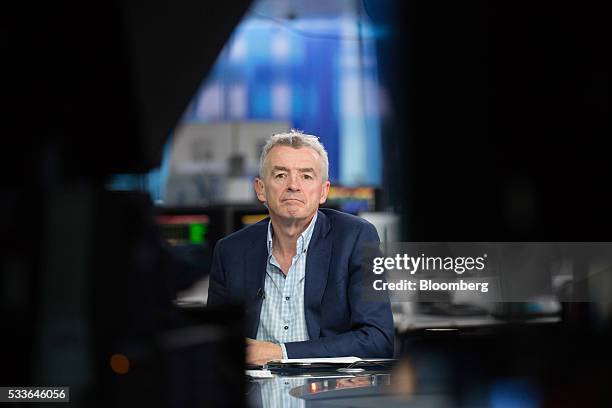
top-left (286, 174), bottom-right (301, 191)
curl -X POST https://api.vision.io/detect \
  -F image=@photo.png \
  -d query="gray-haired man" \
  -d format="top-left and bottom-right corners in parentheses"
top-left (208, 131), bottom-right (394, 364)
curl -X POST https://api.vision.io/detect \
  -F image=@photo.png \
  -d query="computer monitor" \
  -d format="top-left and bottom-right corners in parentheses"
top-left (156, 213), bottom-right (211, 247)
top-left (155, 206), bottom-right (220, 292)
top-left (323, 186), bottom-right (378, 215)
top-left (230, 205), bottom-right (269, 231)
top-left (240, 213), bottom-right (269, 227)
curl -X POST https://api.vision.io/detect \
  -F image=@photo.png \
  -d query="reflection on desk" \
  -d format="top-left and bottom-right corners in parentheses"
top-left (290, 374), bottom-right (389, 396)
top-left (248, 322), bottom-right (612, 407)
top-left (248, 373), bottom-right (391, 408)
top-left (248, 376), bottom-right (307, 408)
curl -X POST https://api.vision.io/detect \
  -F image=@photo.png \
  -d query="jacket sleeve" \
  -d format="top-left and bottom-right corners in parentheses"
top-left (284, 223), bottom-right (395, 358)
top-left (207, 239), bottom-right (229, 307)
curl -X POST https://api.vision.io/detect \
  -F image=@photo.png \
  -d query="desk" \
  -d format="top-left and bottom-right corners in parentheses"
top-left (246, 365), bottom-right (453, 408)
top-left (247, 320), bottom-right (612, 407)
top-left (395, 312), bottom-right (560, 331)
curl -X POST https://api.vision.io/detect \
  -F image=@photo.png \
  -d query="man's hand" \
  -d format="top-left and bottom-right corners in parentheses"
top-left (246, 338), bottom-right (283, 365)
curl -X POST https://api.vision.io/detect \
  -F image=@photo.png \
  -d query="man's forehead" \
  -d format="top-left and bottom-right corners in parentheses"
top-left (266, 145), bottom-right (321, 166)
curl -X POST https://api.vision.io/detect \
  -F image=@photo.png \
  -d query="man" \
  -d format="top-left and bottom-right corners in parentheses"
top-left (207, 131), bottom-right (394, 365)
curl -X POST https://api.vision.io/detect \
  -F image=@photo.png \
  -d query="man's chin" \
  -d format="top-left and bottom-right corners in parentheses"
top-left (283, 210), bottom-right (306, 219)
top-left (277, 208), bottom-right (314, 221)
top-left (280, 202), bottom-right (305, 213)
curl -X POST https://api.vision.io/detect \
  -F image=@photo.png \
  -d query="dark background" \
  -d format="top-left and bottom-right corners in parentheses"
top-left (373, 0), bottom-right (611, 241)
top-left (3, 0), bottom-right (611, 405)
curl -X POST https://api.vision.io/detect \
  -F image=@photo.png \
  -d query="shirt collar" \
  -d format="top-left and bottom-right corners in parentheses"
top-left (267, 212), bottom-right (318, 256)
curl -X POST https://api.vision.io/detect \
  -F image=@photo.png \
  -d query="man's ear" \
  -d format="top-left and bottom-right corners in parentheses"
top-left (319, 180), bottom-right (331, 204)
top-left (255, 178), bottom-right (267, 203)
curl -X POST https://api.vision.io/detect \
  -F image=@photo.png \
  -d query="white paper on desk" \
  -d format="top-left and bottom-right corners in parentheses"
top-left (246, 369), bottom-right (274, 378)
top-left (276, 357), bottom-right (362, 364)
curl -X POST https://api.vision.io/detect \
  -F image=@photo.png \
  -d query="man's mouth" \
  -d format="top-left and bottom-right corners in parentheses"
top-left (282, 198), bottom-right (303, 204)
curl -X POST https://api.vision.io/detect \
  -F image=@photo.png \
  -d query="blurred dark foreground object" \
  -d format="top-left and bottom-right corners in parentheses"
top-left (398, 322), bottom-right (612, 407)
top-left (29, 189), bottom-right (246, 407)
top-left (93, 191), bottom-right (246, 407)
top-left (3, 0), bottom-right (251, 406)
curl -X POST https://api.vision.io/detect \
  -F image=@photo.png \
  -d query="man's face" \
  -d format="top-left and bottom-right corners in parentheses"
top-left (255, 145), bottom-right (330, 222)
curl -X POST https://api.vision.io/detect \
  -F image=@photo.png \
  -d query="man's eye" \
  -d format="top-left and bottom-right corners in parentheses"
top-left (275, 173), bottom-right (286, 179)
top-left (303, 174), bottom-right (313, 180)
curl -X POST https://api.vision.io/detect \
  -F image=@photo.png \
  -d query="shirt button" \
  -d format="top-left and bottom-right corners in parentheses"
top-left (284, 325), bottom-right (289, 330)
top-left (285, 296), bottom-right (290, 301)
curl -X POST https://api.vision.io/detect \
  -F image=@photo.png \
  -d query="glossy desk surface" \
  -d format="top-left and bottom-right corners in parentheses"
top-left (246, 364), bottom-right (452, 408)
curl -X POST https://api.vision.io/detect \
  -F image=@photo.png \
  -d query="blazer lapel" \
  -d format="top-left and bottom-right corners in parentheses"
top-left (244, 226), bottom-right (268, 338)
top-left (304, 210), bottom-right (332, 340)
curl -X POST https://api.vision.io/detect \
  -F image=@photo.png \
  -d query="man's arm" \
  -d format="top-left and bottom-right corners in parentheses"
top-left (246, 338), bottom-right (282, 365)
top-left (209, 240), bottom-right (282, 365)
top-left (285, 222), bottom-right (395, 358)
top-left (207, 239), bottom-right (228, 307)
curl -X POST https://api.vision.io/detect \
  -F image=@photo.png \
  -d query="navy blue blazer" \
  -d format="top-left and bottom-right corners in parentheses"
top-left (207, 208), bottom-right (394, 359)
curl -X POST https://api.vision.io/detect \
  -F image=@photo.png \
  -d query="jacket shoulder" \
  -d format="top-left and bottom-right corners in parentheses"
top-left (215, 217), bottom-right (268, 250)
top-left (319, 208), bottom-right (375, 232)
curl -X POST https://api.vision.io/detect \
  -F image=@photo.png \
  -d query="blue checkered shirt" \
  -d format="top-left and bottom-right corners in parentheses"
top-left (255, 213), bottom-right (317, 359)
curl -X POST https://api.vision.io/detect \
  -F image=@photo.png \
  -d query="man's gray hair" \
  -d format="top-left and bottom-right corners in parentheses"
top-left (258, 130), bottom-right (329, 181)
